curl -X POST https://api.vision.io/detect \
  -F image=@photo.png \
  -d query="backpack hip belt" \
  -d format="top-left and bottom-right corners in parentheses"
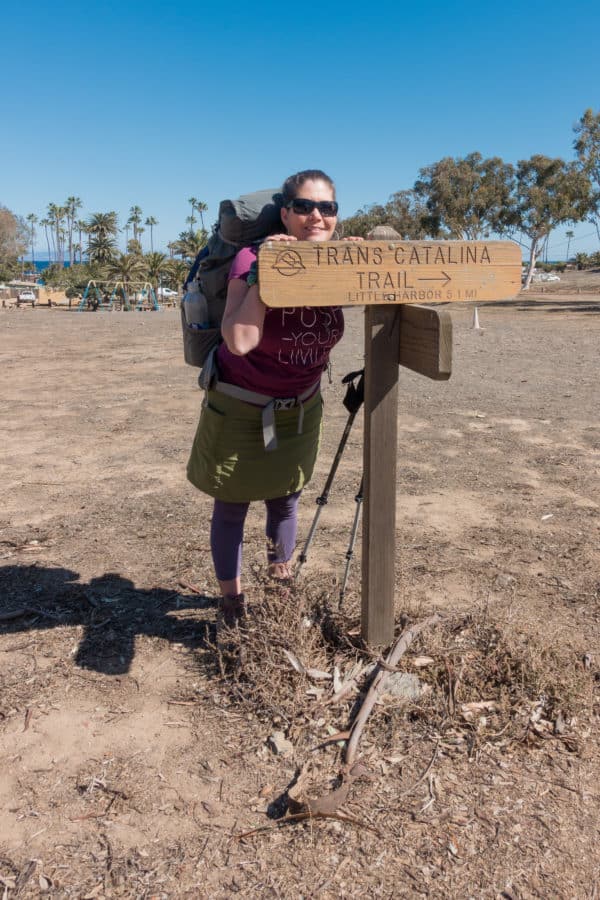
top-left (199, 348), bottom-right (320, 452)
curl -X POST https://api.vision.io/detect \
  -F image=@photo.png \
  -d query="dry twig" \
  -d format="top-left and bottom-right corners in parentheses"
top-left (398, 742), bottom-right (440, 799)
top-left (235, 809), bottom-right (381, 841)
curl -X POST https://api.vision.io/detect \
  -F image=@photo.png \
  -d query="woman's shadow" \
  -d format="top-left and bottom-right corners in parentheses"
top-left (0, 563), bottom-right (218, 675)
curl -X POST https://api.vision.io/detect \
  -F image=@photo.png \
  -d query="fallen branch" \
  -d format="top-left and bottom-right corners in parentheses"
top-left (346, 615), bottom-right (441, 766)
top-left (0, 606), bottom-right (64, 622)
top-left (287, 614), bottom-right (441, 817)
top-left (0, 609), bottom-right (29, 622)
top-left (177, 579), bottom-right (203, 595)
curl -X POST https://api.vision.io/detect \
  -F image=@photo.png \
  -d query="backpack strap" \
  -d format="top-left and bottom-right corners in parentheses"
top-left (198, 344), bottom-right (219, 390)
top-left (185, 244), bottom-right (210, 288)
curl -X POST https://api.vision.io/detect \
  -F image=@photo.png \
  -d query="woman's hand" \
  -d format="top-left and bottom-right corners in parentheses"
top-left (264, 233), bottom-right (297, 242)
top-left (342, 236), bottom-right (364, 241)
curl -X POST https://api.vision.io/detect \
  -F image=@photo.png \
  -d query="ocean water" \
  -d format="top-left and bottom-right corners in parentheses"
top-left (33, 260), bottom-right (71, 272)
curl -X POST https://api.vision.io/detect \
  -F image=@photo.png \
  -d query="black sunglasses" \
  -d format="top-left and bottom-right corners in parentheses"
top-left (286, 198), bottom-right (339, 217)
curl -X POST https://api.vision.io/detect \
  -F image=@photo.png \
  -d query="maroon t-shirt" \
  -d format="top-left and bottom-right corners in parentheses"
top-left (216, 246), bottom-right (344, 398)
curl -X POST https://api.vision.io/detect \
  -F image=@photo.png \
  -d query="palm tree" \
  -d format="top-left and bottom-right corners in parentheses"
top-left (40, 218), bottom-right (52, 263)
top-left (195, 201), bottom-right (208, 229)
top-left (87, 233), bottom-right (118, 265)
top-left (127, 238), bottom-right (143, 256)
top-left (167, 258), bottom-right (189, 290)
top-left (47, 203), bottom-right (67, 267)
top-left (171, 228), bottom-right (208, 261)
top-left (188, 197), bottom-right (198, 231)
top-left (76, 219), bottom-right (87, 262)
top-left (64, 196), bottom-right (82, 266)
top-left (144, 251), bottom-right (169, 295)
top-left (145, 216), bottom-right (158, 252)
top-left (565, 230), bottom-right (574, 261)
top-left (128, 206), bottom-right (143, 244)
top-left (26, 214), bottom-right (38, 268)
top-left (86, 212), bottom-right (118, 264)
top-left (105, 252), bottom-right (146, 288)
top-left (46, 205), bottom-right (58, 263)
top-left (87, 211), bottom-right (118, 239)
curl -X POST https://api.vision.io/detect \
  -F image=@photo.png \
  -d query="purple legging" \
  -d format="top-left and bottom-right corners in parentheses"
top-left (210, 491), bottom-right (302, 581)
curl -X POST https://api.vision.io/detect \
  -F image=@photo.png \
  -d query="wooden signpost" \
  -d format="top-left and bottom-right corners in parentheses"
top-left (398, 305), bottom-right (452, 381)
top-left (259, 239), bottom-right (521, 646)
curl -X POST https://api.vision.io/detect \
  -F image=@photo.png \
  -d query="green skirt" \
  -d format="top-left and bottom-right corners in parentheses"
top-left (187, 389), bottom-right (323, 502)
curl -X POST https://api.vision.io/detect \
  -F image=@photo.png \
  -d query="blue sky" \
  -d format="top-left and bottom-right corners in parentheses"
top-left (2, 0), bottom-right (599, 259)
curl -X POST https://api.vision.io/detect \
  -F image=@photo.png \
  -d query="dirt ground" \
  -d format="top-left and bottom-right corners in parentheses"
top-left (1, 273), bottom-right (599, 898)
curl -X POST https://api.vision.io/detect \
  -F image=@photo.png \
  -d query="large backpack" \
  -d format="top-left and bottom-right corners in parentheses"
top-left (181, 188), bottom-right (283, 367)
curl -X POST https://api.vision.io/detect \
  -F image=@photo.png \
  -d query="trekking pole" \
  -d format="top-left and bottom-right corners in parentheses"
top-left (295, 369), bottom-right (364, 575)
top-left (339, 476), bottom-right (364, 605)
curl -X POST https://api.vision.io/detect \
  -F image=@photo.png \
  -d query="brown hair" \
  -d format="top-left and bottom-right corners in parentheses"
top-left (281, 169), bottom-right (336, 206)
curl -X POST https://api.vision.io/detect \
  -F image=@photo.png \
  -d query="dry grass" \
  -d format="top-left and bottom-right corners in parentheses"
top-left (215, 572), bottom-right (593, 788)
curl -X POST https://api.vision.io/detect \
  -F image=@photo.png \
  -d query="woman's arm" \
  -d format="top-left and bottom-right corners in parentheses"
top-left (220, 232), bottom-right (362, 356)
top-left (221, 278), bottom-right (266, 356)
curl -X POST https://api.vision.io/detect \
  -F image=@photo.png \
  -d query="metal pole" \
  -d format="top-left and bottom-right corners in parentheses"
top-left (295, 406), bottom-right (359, 573)
top-left (296, 369), bottom-right (364, 574)
top-left (339, 476), bottom-right (363, 604)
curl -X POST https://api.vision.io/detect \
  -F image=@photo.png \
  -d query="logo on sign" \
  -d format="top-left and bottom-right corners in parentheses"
top-left (272, 249), bottom-right (305, 277)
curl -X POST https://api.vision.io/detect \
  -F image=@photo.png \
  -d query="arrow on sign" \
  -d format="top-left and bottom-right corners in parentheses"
top-left (418, 271), bottom-right (451, 287)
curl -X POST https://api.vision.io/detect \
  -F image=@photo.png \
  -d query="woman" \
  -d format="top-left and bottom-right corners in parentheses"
top-left (187, 169), bottom-right (352, 626)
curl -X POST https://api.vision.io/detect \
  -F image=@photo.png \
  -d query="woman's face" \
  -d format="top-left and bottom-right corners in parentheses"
top-left (280, 178), bottom-right (337, 242)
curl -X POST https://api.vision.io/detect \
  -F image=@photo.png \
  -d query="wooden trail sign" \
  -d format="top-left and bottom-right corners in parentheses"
top-left (399, 305), bottom-right (452, 381)
top-left (257, 240), bottom-right (520, 647)
top-left (258, 240), bottom-right (521, 308)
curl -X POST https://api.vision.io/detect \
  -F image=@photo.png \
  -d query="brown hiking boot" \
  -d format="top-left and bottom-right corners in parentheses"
top-left (216, 593), bottom-right (248, 674)
top-left (218, 592), bottom-right (247, 629)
